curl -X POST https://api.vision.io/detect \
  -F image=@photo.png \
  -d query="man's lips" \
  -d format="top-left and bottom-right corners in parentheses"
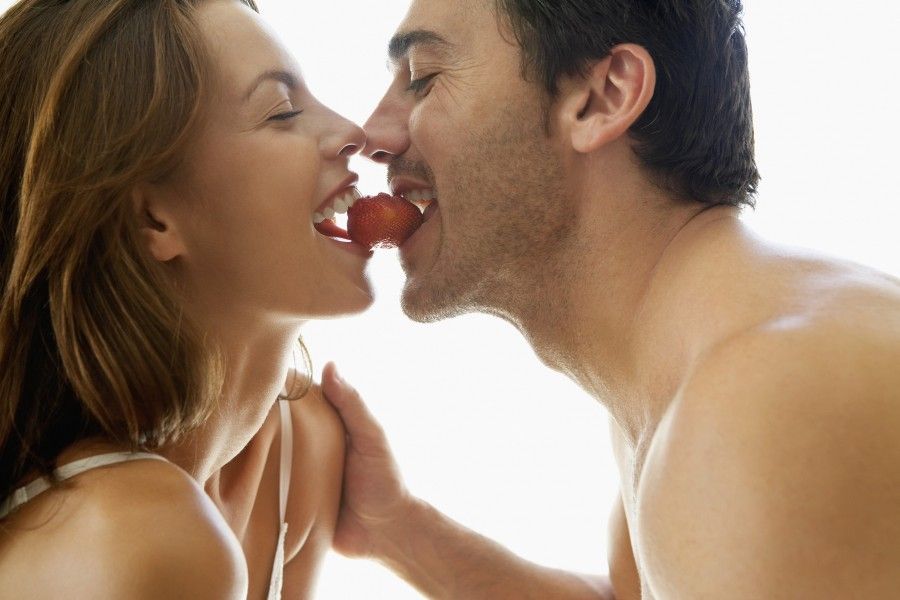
top-left (399, 199), bottom-right (440, 269)
top-left (422, 200), bottom-right (439, 222)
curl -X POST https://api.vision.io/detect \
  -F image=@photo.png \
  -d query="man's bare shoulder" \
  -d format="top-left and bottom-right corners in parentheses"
top-left (56, 459), bottom-right (248, 599)
top-left (639, 320), bottom-right (900, 598)
top-left (661, 217), bottom-right (900, 355)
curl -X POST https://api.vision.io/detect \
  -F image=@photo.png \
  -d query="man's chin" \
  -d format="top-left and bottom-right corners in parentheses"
top-left (400, 281), bottom-right (444, 323)
top-left (400, 277), bottom-right (468, 324)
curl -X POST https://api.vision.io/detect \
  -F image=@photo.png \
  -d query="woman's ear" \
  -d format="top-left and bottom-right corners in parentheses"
top-left (557, 43), bottom-right (656, 154)
top-left (132, 184), bottom-right (186, 263)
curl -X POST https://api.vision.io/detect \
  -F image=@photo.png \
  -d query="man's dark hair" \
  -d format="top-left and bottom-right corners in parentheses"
top-left (495, 0), bottom-right (760, 208)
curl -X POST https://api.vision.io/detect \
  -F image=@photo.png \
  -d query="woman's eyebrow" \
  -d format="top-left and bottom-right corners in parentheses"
top-left (243, 69), bottom-right (298, 103)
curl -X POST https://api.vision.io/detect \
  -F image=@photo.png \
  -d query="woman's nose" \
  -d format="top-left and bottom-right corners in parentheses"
top-left (325, 112), bottom-right (367, 159)
top-left (338, 123), bottom-right (366, 157)
top-left (363, 92), bottom-right (411, 164)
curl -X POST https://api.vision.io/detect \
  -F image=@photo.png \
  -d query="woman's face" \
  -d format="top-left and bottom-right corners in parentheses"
top-left (154, 0), bottom-right (372, 323)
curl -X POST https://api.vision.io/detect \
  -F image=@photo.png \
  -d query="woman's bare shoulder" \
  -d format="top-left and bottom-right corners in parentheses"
top-left (291, 382), bottom-right (346, 441)
top-left (3, 457), bottom-right (248, 599)
top-left (87, 456), bottom-right (236, 530)
top-left (285, 381), bottom-right (346, 504)
top-left (99, 471), bottom-right (249, 599)
top-left (87, 469), bottom-right (249, 598)
top-left (280, 382), bottom-right (346, 586)
top-left (286, 382), bottom-right (347, 488)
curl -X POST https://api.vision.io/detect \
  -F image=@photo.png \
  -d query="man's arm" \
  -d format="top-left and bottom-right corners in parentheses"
top-left (376, 497), bottom-right (613, 600)
top-left (321, 363), bottom-right (615, 600)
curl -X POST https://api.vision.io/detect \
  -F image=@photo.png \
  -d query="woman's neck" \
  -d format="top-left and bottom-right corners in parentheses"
top-left (157, 323), bottom-right (301, 485)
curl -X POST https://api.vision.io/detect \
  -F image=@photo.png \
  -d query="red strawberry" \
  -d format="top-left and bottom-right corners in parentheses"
top-left (347, 193), bottom-right (424, 249)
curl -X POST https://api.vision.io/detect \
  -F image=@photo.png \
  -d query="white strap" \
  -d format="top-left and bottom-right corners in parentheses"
top-left (267, 522), bottom-right (288, 600)
top-left (278, 400), bottom-right (293, 523)
top-left (266, 402), bottom-right (293, 599)
top-left (0, 452), bottom-right (168, 519)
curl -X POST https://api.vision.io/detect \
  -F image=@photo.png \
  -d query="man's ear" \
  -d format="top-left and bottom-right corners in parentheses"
top-left (132, 184), bottom-right (186, 263)
top-left (557, 43), bottom-right (656, 154)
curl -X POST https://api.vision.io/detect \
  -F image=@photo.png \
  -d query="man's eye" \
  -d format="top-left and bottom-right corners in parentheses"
top-left (407, 74), bottom-right (437, 97)
top-left (268, 110), bottom-right (303, 122)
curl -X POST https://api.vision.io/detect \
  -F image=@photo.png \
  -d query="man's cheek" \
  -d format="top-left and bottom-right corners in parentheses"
top-left (408, 109), bottom-right (444, 163)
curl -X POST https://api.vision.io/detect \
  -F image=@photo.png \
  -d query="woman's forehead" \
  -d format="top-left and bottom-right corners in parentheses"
top-left (196, 0), bottom-right (300, 101)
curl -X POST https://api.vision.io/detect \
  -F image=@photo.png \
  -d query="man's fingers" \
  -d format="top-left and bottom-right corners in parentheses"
top-left (321, 362), bottom-right (389, 454)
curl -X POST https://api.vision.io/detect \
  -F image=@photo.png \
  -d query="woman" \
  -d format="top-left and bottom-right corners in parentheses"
top-left (0, 0), bottom-right (371, 598)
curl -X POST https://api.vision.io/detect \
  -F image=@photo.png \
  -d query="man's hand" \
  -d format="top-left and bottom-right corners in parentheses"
top-left (320, 362), bottom-right (417, 559)
top-left (322, 362), bottom-right (614, 600)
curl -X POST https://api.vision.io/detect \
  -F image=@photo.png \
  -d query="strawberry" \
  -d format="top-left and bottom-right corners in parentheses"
top-left (347, 193), bottom-right (424, 249)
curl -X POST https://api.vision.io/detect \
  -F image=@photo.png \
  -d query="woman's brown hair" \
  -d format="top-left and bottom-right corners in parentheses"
top-left (0, 0), bottom-right (258, 514)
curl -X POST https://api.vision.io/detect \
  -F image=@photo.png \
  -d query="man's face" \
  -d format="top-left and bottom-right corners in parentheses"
top-left (364, 0), bottom-right (575, 323)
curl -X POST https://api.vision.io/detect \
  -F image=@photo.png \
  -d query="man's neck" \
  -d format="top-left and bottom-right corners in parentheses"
top-left (517, 191), bottom-right (741, 446)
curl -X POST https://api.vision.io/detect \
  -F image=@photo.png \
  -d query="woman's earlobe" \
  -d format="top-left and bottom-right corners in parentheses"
top-left (133, 186), bottom-right (185, 263)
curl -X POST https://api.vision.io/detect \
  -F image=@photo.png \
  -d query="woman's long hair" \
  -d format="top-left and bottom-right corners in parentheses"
top-left (0, 0), bottom-right (257, 515)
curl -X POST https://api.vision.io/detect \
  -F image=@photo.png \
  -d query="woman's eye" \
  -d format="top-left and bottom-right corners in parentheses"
top-left (407, 74), bottom-right (437, 97)
top-left (268, 110), bottom-right (303, 122)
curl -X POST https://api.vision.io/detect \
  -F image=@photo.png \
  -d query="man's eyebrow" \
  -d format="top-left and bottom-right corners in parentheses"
top-left (243, 69), bottom-right (298, 102)
top-left (388, 29), bottom-right (453, 63)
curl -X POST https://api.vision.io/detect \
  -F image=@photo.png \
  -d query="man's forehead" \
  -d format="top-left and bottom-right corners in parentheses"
top-left (393, 0), bottom-right (488, 54)
top-left (402, 0), bottom-right (476, 21)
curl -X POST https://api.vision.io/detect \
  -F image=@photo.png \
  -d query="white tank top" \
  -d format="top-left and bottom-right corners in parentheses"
top-left (0, 400), bottom-right (294, 600)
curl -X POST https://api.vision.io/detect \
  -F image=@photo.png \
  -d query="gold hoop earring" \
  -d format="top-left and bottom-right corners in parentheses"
top-left (277, 336), bottom-right (313, 401)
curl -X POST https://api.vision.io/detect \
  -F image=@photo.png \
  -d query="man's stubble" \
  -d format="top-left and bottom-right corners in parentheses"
top-left (401, 97), bottom-right (579, 334)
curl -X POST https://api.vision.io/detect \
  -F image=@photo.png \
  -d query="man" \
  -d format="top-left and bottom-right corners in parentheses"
top-left (321, 0), bottom-right (900, 597)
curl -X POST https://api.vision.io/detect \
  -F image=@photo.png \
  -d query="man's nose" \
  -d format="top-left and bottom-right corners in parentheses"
top-left (363, 94), bottom-right (411, 164)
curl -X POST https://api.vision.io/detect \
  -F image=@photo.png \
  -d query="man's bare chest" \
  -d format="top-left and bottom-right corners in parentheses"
top-left (609, 420), bottom-right (669, 600)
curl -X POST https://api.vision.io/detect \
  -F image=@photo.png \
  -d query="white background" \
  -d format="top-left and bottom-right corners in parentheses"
top-left (2, 1), bottom-right (898, 598)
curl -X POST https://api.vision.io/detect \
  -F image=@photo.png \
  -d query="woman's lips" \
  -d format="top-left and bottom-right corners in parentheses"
top-left (314, 217), bottom-right (372, 258)
top-left (326, 235), bottom-right (373, 258)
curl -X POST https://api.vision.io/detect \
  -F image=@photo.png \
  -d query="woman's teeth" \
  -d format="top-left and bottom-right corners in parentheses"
top-left (314, 188), bottom-right (362, 224)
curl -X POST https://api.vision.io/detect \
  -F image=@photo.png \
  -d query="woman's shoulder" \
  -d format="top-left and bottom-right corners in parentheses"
top-left (284, 380), bottom-right (347, 508)
top-left (285, 381), bottom-right (347, 479)
top-left (92, 462), bottom-right (249, 598)
top-left (3, 450), bottom-right (203, 529)
top-left (3, 455), bottom-right (248, 599)
top-left (280, 381), bottom-right (346, 566)
top-left (290, 381), bottom-right (346, 442)
top-left (86, 454), bottom-right (233, 530)
top-left (89, 462), bottom-right (248, 597)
